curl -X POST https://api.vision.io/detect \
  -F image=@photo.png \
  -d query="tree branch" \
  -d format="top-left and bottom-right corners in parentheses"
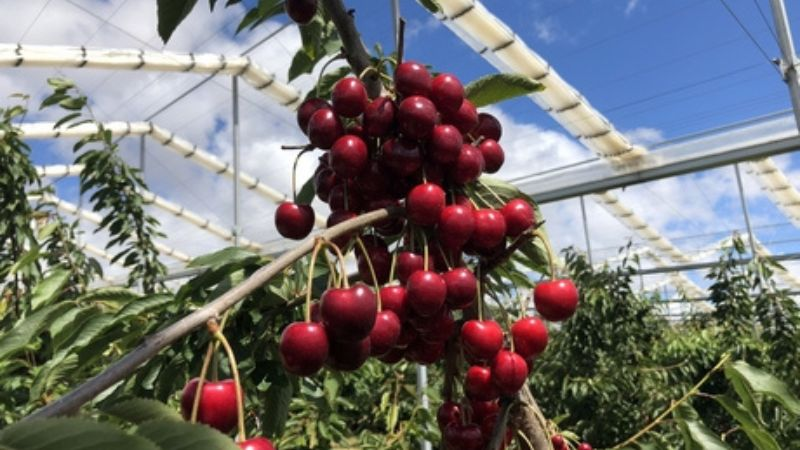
top-left (511, 385), bottom-right (552, 450)
top-left (26, 206), bottom-right (404, 420)
top-left (320, 0), bottom-right (382, 98)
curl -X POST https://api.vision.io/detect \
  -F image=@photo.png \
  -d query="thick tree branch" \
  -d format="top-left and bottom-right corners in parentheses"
top-left (486, 397), bottom-right (514, 450)
top-left (26, 206), bottom-right (404, 420)
top-left (512, 386), bottom-right (552, 450)
top-left (320, 0), bottom-right (382, 98)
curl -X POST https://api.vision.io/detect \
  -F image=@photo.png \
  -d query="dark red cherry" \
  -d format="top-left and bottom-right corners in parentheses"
top-left (464, 365), bottom-right (499, 401)
top-left (279, 322), bottom-right (329, 376)
top-left (501, 199), bottom-right (535, 237)
top-left (407, 182), bottom-right (446, 227)
top-left (285, 0), bottom-right (317, 24)
top-left (442, 99), bottom-right (478, 134)
top-left (450, 144), bottom-right (484, 185)
top-left (328, 183), bottom-right (362, 212)
top-left (478, 139), bottom-right (505, 174)
top-left (331, 76), bottom-right (368, 118)
top-left (330, 135), bottom-right (368, 179)
top-left (429, 124), bottom-right (464, 165)
top-left (379, 347), bottom-right (406, 363)
top-left (473, 112), bottom-right (502, 141)
top-left (356, 235), bottom-right (391, 284)
top-left (398, 95), bottom-right (437, 140)
top-left (444, 423), bottom-right (484, 450)
top-left (461, 319), bottom-right (504, 361)
top-left (307, 108), bottom-right (344, 149)
top-left (396, 251), bottom-right (424, 284)
top-left (469, 209), bottom-right (507, 252)
top-left (491, 350), bottom-right (528, 396)
top-left (314, 168), bottom-right (337, 202)
top-left (406, 270), bottom-right (447, 317)
top-left (369, 310), bottom-right (402, 356)
top-left (442, 267), bottom-right (477, 309)
top-left (394, 61), bottom-right (432, 97)
top-left (364, 96), bottom-right (397, 137)
top-left (297, 98), bottom-right (329, 134)
top-left (404, 336), bottom-right (445, 364)
top-left (430, 73), bottom-right (464, 114)
top-left (379, 285), bottom-right (409, 322)
top-left (437, 204), bottom-right (475, 250)
top-left (437, 401), bottom-right (462, 430)
top-left (327, 337), bottom-right (371, 371)
top-left (320, 284), bottom-right (377, 342)
top-left (275, 202), bottom-right (315, 240)
top-left (326, 210), bottom-right (357, 249)
top-left (381, 138), bottom-right (422, 176)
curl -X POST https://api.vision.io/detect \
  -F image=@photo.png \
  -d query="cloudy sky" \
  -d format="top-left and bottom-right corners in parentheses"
top-left (2, 0), bottom-right (799, 307)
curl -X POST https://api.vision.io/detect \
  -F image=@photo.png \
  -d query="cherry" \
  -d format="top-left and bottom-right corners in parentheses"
top-left (461, 320), bottom-right (504, 361)
top-left (327, 337), bottom-right (371, 371)
top-left (469, 209), bottom-right (507, 252)
top-left (364, 96), bottom-right (397, 137)
top-left (379, 285), bottom-right (408, 321)
top-left (310, 302), bottom-right (321, 322)
top-left (395, 324), bottom-right (418, 348)
top-left (346, 123), bottom-right (365, 139)
top-left (501, 199), bottom-right (535, 237)
top-left (551, 435), bottom-right (566, 448)
top-left (473, 112), bottom-right (502, 141)
top-left (453, 194), bottom-right (475, 210)
top-left (464, 365), bottom-right (499, 401)
top-left (328, 183), bottom-right (362, 212)
top-left (404, 336), bottom-right (445, 364)
top-left (471, 399), bottom-right (500, 424)
top-left (297, 98), bottom-right (329, 134)
top-left (450, 144), bottom-right (484, 185)
top-left (437, 401), bottom-right (462, 430)
top-left (356, 242), bottom-right (391, 285)
top-left (326, 210), bottom-right (357, 248)
top-left (438, 204), bottom-right (475, 250)
top-left (491, 350), bottom-right (528, 396)
top-left (357, 162), bottom-right (391, 198)
top-left (430, 73), bottom-right (464, 114)
top-left (429, 124), bottom-right (464, 164)
top-left (511, 316), bottom-right (548, 358)
top-left (381, 138), bottom-right (422, 176)
top-left (394, 61), bottom-right (432, 97)
top-left (396, 251), bottom-right (424, 284)
top-left (442, 98), bottom-right (478, 134)
top-left (314, 168), bottom-right (337, 202)
top-left (407, 182), bottom-right (446, 227)
top-left (443, 267), bottom-right (477, 310)
top-left (419, 308), bottom-right (456, 342)
top-left (398, 95), bottom-right (437, 140)
top-left (279, 322), bottom-right (329, 376)
top-left (369, 310), bottom-right (402, 356)
top-left (331, 76), bottom-right (368, 118)
top-left (444, 422), bottom-right (483, 450)
top-left (534, 279), bottom-right (579, 321)
top-left (307, 108), bottom-right (344, 149)
top-left (275, 202), bottom-right (314, 240)
top-left (237, 437), bottom-right (276, 450)
top-left (378, 347), bottom-right (405, 363)
top-left (478, 138), bottom-right (505, 174)
top-left (180, 379), bottom-right (238, 433)
top-left (406, 270), bottom-right (447, 317)
top-left (578, 443), bottom-right (593, 450)
top-left (329, 135), bottom-right (368, 178)
top-left (320, 283), bottom-right (377, 342)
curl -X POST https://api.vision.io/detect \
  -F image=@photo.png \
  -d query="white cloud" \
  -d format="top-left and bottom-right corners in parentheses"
top-left (405, 16), bottom-right (439, 41)
top-left (533, 17), bottom-right (561, 44)
top-left (625, 0), bottom-right (641, 16)
top-left (623, 126), bottom-right (664, 147)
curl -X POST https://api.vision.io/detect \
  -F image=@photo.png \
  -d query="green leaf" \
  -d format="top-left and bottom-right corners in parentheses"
top-left (30, 354), bottom-right (78, 400)
top-left (157, 0), bottom-right (199, 43)
top-left (0, 418), bottom-right (159, 450)
top-left (58, 97), bottom-right (86, 111)
top-left (188, 246), bottom-right (259, 269)
top-left (30, 268), bottom-right (70, 310)
top-left (101, 398), bottom-right (182, 424)
top-left (419, 0), bottom-right (441, 13)
top-left (54, 112), bottom-right (82, 129)
top-left (673, 403), bottom-right (731, 450)
top-left (308, 65), bottom-right (350, 101)
top-left (0, 303), bottom-right (73, 360)
top-left (236, 0), bottom-right (283, 34)
top-left (114, 294), bottom-right (173, 322)
top-left (288, 50), bottom-right (315, 82)
top-left (75, 288), bottom-right (141, 305)
top-left (296, 174), bottom-right (316, 205)
top-left (263, 376), bottom-right (294, 436)
top-left (464, 73), bottom-right (544, 108)
top-left (47, 78), bottom-right (74, 90)
top-left (714, 395), bottom-right (780, 450)
top-left (725, 360), bottom-right (800, 415)
top-left (135, 420), bottom-right (240, 450)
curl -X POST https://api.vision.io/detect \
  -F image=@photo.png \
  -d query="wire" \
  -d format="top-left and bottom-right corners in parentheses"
top-left (752, 0), bottom-right (780, 46)
top-left (717, 0), bottom-right (781, 75)
top-left (19, 0), bottom-right (54, 42)
top-left (82, 0), bottom-right (130, 46)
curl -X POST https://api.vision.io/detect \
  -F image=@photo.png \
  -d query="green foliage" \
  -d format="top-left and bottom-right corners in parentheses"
top-left (288, 15), bottom-right (343, 82)
top-left (157, 0), bottom-right (199, 42)
top-left (464, 73), bottom-right (544, 108)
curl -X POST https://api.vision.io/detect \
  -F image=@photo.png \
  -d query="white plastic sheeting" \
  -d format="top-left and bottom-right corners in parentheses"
top-left (746, 158), bottom-right (800, 227)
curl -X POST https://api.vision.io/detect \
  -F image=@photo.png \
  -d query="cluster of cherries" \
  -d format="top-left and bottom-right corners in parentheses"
top-left (552, 434), bottom-right (593, 450)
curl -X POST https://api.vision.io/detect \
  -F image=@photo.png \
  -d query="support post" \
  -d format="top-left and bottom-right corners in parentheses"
top-left (733, 164), bottom-right (758, 257)
top-left (391, 0), bottom-right (401, 49)
top-left (769, 0), bottom-right (800, 132)
top-left (139, 135), bottom-right (146, 174)
top-left (232, 76), bottom-right (241, 247)
top-left (416, 365), bottom-right (432, 450)
top-left (579, 195), bottom-right (593, 265)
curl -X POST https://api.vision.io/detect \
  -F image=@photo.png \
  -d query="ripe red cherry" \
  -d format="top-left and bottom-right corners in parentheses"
top-left (453, 194), bottom-right (475, 210)
top-left (364, 96), bottom-right (396, 137)
top-left (450, 144), bottom-right (484, 185)
top-left (327, 337), bottom-right (371, 371)
top-left (328, 183), bottom-right (362, 212)
top-left (437, 401), bottom-right (461, 430)
top-left (429, 124), bottom-right (464, 164)
top-left (396, 251), bottom-right (424, 284)
top-left (369, 310), bottom-right (402, 356)
top-left (180, 379), bottom-right (238, 433)
top-left (470, 209), bottom-right (507, 252)
top-left (442, 98), bottom-right (478, 134)
top-left (297, 98), bottom-right (329, 134)
top-left (551, 435), bottom-right (565, 448)
top-left (578, 443), bottom-right (593, 450)
top-left (279, 322), bottom-right (329, 376)
top-left (407, 183), bottom-right (446, 227)
top-left (356, 236), bottom-right (391, 284)
top-left (395, 324), bottom-right (418, 348)
top-left (444, 423), bottom-right (484, 450)
top-left (419, 308), bottom-right (456, 342)
top-left (320, 283), bottom-right (377, 341)
top-left (284, 0), bottom-right (317, 24)
top-left (491, 350), bottom-right (528, 396)
top-left (331, 76), bottom-right (368, 118)
top-left (473, 112), bottom-right (502, 141)
top-left (314, 168), bottom-right (337, 202)
top-left (534, 279), bottom-right (579, 321)
top-left (471, 399), bottom-right (500, 424)
top-left (406, 270), bottom-right (447, 317)
top-left (398, 95), bottom-right (437, 139)
top-left (501, 199), bottom-right (535, 237)
top-left (464, 365), bottom-right (499, 401)
top-left (443, 267), bottom-right (477, 309)
top-left (238, 437), bottom-right (276, 450)
top-left (379, 347), bottom-right (405, 363)
top-left (478, 139), bottom-right (505, 173)
top-left (394, 61), bottom-right (432, 97)
top-left (275, 202), bottom-right (314, 240)
top-left (329, 135), bottom-right (368, 178)
top-left (430, 73), bottom-right (464, 114)
top-left (357, 160), bottom-right (391, 197)
top-left (307, 108), bottom-right (344, 149)
top-left (405, 336), bottom-right (445, 364)
top-left (511, 316), bottom-right (548, 358)
top-left (381, 138), bottom-right (422, 176)
top-left (461, 320), bottom-right (504, 361)
top-left (379, 285), bottom-right (409, 321)
top-left (326, 210), bottom-right (357, 248)
top-left (438, 204), bottom-right (475, 250)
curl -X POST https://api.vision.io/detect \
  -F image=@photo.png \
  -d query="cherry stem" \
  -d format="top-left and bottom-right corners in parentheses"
top-left (281, 144), bottom-right (312, 150)
top-left (477, 264), bottom-right (483, 321)
top-left (210, 311), bottom-right (230, 381)
top-left (321, 250), bottom-right (339, 288)
top-left (487, 293), bottom-right (514, 352)
top-left (213, 326), bottom-right (246, 443)
top-left (472, 188), bottom-right (494, 209)
top-left (343, 183), bottom-right (350, 211)
top-left (325, 239), bottom-right (350, 288)
top-left (190, 341), bottom-right (215, 423)
top-left (316, 52), bottom-right (346, 98)
top-left (397, 18), bottom-right (406, 65)
top-left (305, 240), bottom-right (323, 322)
top-left (388, 247), bottom-right (398, 283)
top-left (291, 147), bottom-right (312, 203)
top-left (436, 243), bottom-right (453, 270)
top-left (358, 65), bottom-right (378, 80)
top-left (535, 230), bottom-right (558, 278)
top-left (355, 236), bottom-right (382, 310)
top-left (422, 232), bottom-right (429, 272)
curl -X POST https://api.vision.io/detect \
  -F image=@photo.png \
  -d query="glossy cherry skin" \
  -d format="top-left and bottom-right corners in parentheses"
top-left (331, 76), bottom-right (368, 118)
top-left (394, 61), bottom-right (432, 97)
top-left (396, 251), bottom-right (424, 284)
top-left (279, 322), bottom-right (330, 376)
top-left (237, 437), bottom-right (276, 450)
top-left (275, 202), bottom-right (314, 240)
top-left (369, 310), bottom-right (402, 356)
top-left (327, 337), bottom-right (371, 371)
top-left (381, 138), bottom-right (422, 176)
top-left (511, 316), bottom-right (548, 358)
top-left (444, 423), bottom-right (484, 450)
top-left (429, 124), bottom-right (464, 165)
top-left (461, 319), bottom-right (504, 361)
top-left (450, 144), bottom-right (484, 185)
top-left (443, 267), bottom-right (477, 310)
top-left (356, 235), bottom-right (391, 284)
top-left (364, 96), bottom-right (397, 137)
top-left (357, 160), bottom-right (391, 197)
top-left (478, 138), bottom-right (505, 174)
top-left (430, 73), bottom-right (465, 114)
top-left (437, 401), bottom-right (462, 430)
top-left (379, 285), bottom-right (409, 322)
top-left (314, 168), bottom-right (337, 202)
top-left (307, 108), bottom-right (344, 149)
top-left (472, 112), bottom-right (502, 141)
top-left (491, 350), bottom-right (529, 396)
top-left (577, 443), bottom-right (593, 450)
top-left (469, 209), bottom-right (507, 252)
top-left (329, 135), bottom-right (368, 178)
top-left (398, 95), bottom-right (437, 140)
top-left (442, 98), bottom-right (478, 134)
top-left (501, 199), bottom-right (535, 237)
top-left (551, 435), bottom-right (566, 448)
top-left (438, 204), bottom-right (475, 250)
top-left (297, 98), bottom-right (329, 134)
top-left (407, 182), bottom-right (446, 227)
top-left (406, 270), bottom-right (447, 317)
top-left (320, 284), bottom-right (377, 342)
top-left (328, 183), bottom-right (362, 212)
top-left (285, 0), bottom-right (317, 24)
top-left (180, 379), bottom-right (238, 433)
top-left (534, 279), bottom-right (579, 321)
top-left (464, 365), bottom-right (499, 401)
top-left (471, 399), bottom-right (500, 424)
